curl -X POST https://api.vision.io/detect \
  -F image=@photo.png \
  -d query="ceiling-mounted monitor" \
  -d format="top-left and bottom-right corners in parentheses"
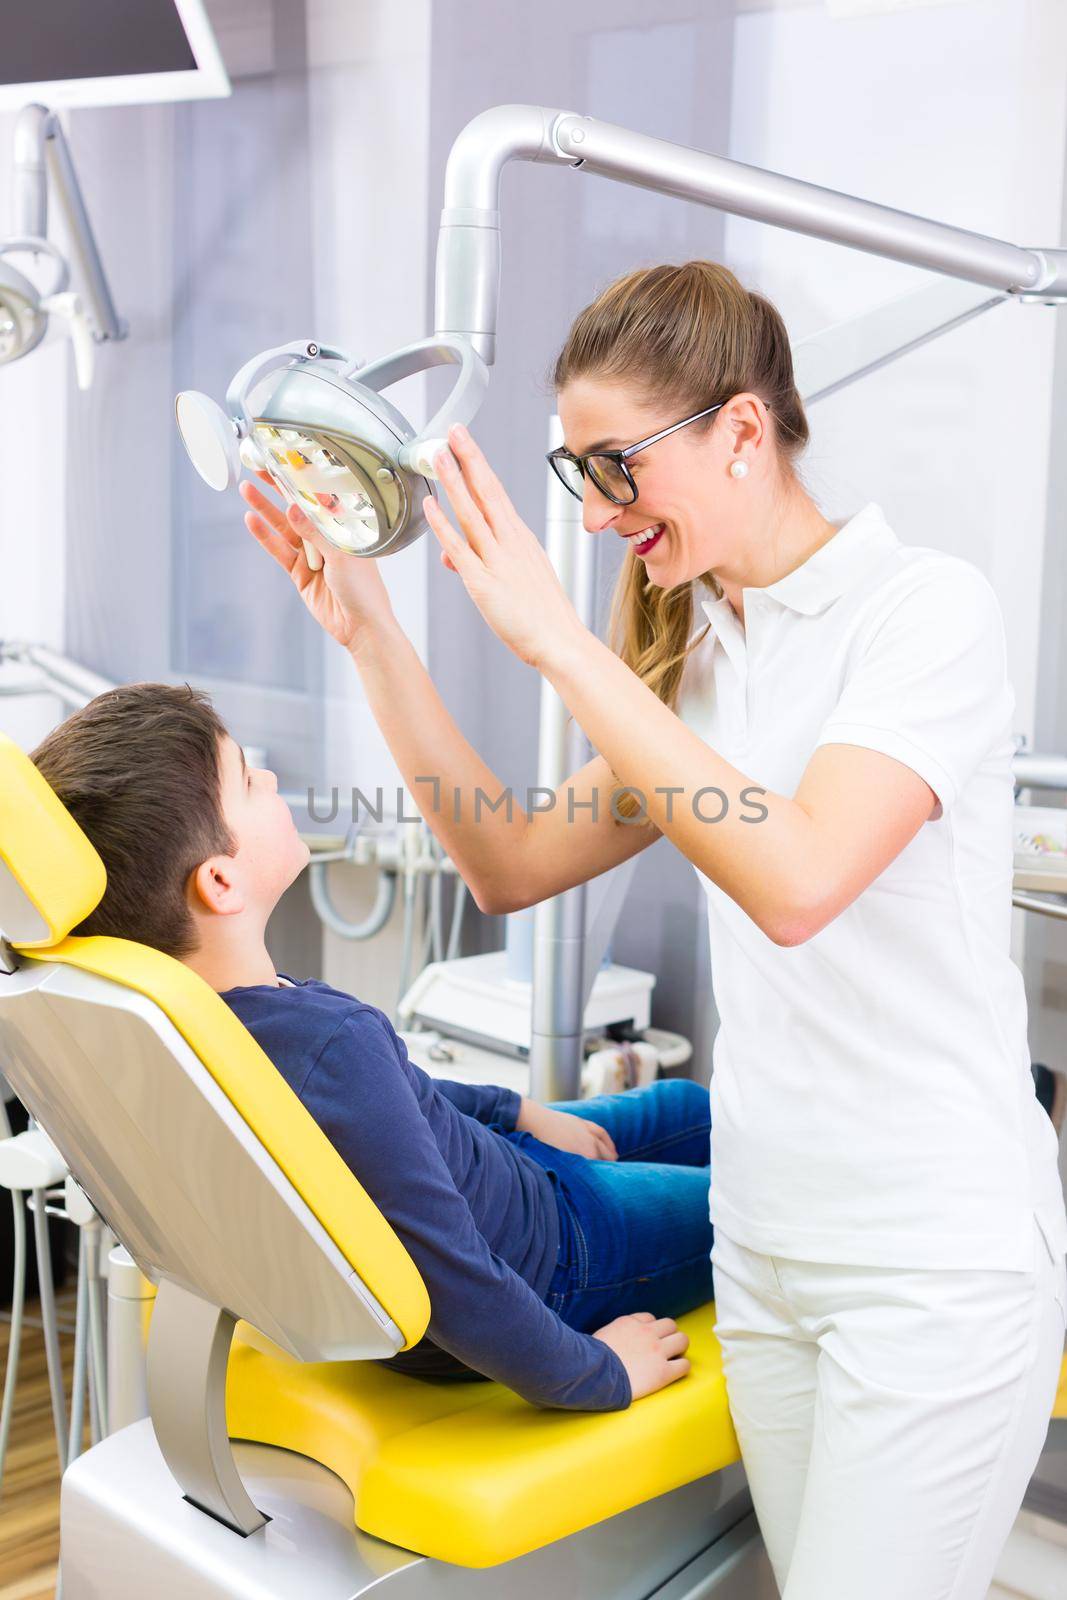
top-left (0, 0), bottom-right (230, 110)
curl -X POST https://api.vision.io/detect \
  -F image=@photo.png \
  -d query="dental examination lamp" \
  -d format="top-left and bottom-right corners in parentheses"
top-left (1, 104), bottom-right (126, 389)
top-left (176, 335), bottom-right (490, 560)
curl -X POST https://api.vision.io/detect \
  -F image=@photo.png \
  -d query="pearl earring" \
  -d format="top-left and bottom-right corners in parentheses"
top-left (730, 460), bottom-right (749, 480)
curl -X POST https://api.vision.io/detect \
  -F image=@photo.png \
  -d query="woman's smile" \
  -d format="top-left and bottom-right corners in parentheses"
top-left (619, 521), bottom-right (666, 557)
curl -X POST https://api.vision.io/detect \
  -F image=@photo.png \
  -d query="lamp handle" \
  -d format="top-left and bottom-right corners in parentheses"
top-left (224, 340), bottom-right (353, 427)
top-left (348, 336), bottom-right (489, 478)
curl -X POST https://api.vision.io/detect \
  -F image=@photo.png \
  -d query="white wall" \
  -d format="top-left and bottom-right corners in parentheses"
top-left (302, 0), bottom-right (434, 1005)
top-left (305, 0), bottom-right (431, 810)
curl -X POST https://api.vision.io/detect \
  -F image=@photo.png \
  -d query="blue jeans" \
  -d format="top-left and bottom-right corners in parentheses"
top-left (506, 1078), bottom-right (714, 1334)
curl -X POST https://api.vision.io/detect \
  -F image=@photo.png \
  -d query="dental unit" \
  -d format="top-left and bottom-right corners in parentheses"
top-left (181, 102), bottom-right (1067, 1097)
top-left (1, 104), bottom-right (1065, 1599)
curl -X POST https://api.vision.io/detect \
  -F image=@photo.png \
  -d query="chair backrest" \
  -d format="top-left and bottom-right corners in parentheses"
top-left (0, 734), bottom-right (430, 1361)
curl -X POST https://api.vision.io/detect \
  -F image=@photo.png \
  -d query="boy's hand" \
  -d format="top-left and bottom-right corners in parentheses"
top-left (515, 1099), bottom-right (617, 1161)
top-left (593, 1313), bottom-right (691, 1400)
top-left (240, 477), bottom-right (396, 650)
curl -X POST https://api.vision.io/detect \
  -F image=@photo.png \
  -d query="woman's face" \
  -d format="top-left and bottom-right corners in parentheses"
top-left (556, 376), bottom-right (765, 589)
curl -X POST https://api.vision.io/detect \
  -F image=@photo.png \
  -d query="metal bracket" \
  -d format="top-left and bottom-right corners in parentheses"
top-left (1012, 892), bottom-right (1067, 924)
top-left (146, 1277), bottom-right (268, 1537)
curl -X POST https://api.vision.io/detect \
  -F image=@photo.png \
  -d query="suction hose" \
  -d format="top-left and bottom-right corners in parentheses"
top-left (307, 861), bottom-right (397, 942)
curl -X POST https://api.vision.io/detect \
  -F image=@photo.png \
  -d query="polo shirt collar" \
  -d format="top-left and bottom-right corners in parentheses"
top-left (699, 503), bottom-right (899, 629)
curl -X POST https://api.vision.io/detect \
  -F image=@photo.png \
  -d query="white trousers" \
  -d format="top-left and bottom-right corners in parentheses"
top-left (710, 1219), bottom-right (1067, 1600)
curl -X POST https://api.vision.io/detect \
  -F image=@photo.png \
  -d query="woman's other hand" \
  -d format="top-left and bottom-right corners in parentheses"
top-left (515, 1099), bottom-right (618, 1161)
top-left (240, 475), bottom-right (395, 651)
top-left (423, 424), bottom-right (588, 672)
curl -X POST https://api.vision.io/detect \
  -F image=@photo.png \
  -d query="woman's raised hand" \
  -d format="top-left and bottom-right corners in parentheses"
top-left (240, 475), bottom-right (395, 651)
top-left (424, 425), bottom-right (588, 673)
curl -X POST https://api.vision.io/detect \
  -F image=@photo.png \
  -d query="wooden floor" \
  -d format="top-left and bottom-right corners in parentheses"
top-left (0, 1286), bottom-right (80, 1600)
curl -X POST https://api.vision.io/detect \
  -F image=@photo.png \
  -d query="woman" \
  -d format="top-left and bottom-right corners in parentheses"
top-left (242, 260), bottom-right (1067, 1599)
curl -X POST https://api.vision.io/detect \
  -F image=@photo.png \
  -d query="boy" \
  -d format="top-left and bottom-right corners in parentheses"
top-left (31, 684), bottom-right (715, 1412)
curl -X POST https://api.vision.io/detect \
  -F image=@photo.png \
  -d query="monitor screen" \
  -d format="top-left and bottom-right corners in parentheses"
top-left (0, 0), bottom-right (229, 107)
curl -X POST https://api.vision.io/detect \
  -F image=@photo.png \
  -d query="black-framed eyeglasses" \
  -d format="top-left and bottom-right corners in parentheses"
top-left (546, 401), bottom-right (726, 506)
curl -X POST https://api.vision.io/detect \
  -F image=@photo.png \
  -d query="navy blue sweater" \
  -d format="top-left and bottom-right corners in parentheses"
top-left (222, 977), bottom-right (629, 1411)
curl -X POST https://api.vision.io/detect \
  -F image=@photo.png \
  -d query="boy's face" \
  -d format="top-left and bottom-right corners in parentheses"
top-left (215, 735), bottom-right (310, 912)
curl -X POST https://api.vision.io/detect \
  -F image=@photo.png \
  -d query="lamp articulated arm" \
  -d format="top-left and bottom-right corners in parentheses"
top-left (434, 103), bottom-right (1067, 365)
top-left (12, 103), bottom-right (126, 347)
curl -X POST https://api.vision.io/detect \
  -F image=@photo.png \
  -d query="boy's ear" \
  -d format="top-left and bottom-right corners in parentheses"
top-left (191, 856), bottom-right (245, 918)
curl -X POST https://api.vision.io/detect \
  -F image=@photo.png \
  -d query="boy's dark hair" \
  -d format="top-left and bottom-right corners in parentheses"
top-left (31, 683), bottom-right (235, 958)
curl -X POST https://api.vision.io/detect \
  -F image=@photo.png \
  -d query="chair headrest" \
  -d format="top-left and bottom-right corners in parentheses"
top-left (0, 734), bottom-right (107, 949)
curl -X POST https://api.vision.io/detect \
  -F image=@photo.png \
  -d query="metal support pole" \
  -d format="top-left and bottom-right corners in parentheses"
top-left (1013, 751), bottom-right (1067, 793)
top-left (67, 1229), bottom-right (89, 1466)
top-left (30, 1189), bottom-right (68, 1470)
top-left (12, 105), bottom-right (126, 345)
top-left (0, 1190), bottom-right (26, 1496)
top-left (18, 643), bottom-right (114, 702)
top-left (529, 418), bottom-right (597, 1102)
top-left (435, 105), bottom-right (572, 363)
top-left (0, 642), bottom-right (115, 711)
top-left (11, 104), bottom-right (49, 239)
top-left (551, 113), bottom-right (1060, 297)
top-left (107, 1244), bottom-right (154, 1434)
top-left (86, 1223), bottom-right (109, 1440)
top-left (1013, 892), bottom-right (1067, 923)
top-left (794, 280), bottom-right (1009, 407)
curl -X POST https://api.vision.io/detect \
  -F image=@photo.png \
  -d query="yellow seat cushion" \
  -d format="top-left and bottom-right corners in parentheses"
top-left (227, 1304), bottom-right (739, 1568)
top-left (33, 935), bottom-right (429, 1351)
top-left (228, 1324), bottom-right (1067, 1569)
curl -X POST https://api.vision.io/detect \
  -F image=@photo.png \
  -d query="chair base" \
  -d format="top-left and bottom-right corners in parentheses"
top-left (60, 1420), bottom-right (777, 1600)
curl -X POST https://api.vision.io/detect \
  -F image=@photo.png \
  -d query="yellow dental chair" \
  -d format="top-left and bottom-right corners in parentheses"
top-left (0, 735), bottom-right (776, 1599)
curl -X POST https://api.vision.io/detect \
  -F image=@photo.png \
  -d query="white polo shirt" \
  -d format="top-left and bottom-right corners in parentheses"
top-left (676, 502), bottom-right (1067, 1271)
